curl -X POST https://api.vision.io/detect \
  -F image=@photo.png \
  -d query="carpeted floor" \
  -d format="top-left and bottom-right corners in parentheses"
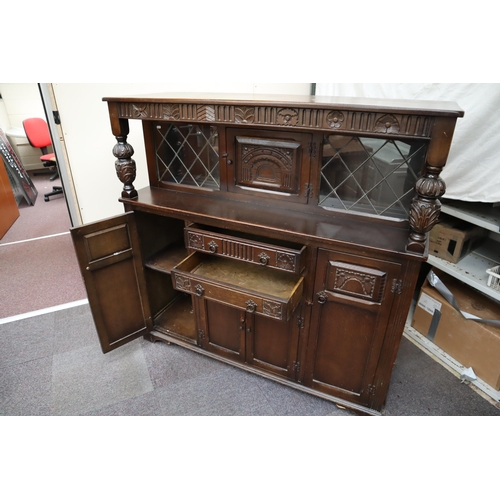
top-left (0, 302), bottom-right (499, 416)
top-left (0, 173), bottom-right (87, 318)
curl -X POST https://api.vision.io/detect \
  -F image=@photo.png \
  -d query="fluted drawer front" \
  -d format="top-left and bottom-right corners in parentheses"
top-left (171, 252), bottom-right (304, 321)
top-left (184, 224), bottom-right (306, 274)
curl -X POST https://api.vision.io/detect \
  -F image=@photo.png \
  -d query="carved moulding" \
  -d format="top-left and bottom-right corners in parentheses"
top-left (407, 165), bottom-right (446, 254)
top-left (113, 136), bottom-right (137, 199)
top-left (118, 102), bottom-right (434, 138)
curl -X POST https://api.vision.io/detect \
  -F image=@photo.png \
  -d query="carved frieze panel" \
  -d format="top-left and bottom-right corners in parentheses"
top-left (326, 261), bottom-right (387, 303)
top-left (118, 102), bottom-right (435, 138)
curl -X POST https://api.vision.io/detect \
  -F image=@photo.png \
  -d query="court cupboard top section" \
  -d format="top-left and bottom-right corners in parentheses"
top-left (104, 92), bottom-right (464, 255)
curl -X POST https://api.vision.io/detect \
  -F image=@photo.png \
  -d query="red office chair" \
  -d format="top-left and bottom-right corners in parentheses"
top-left (23, 117), bottom-right (63, 201)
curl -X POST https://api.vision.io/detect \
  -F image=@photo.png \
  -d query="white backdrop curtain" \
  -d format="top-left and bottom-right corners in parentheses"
top-left (315, 83), bottom-right (500, 203)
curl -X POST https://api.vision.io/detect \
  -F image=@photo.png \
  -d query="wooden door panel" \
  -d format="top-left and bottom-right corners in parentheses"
top-left (305, 249), bottom-right (401, 403)
top-left (202, 299), bottom-right (245, 361)
top-left (248, 313), bottom-right (295, 378)
top-left (71, 213), bottom-right (151, 353)
top-left (311, 301), bottom-right (379, 394)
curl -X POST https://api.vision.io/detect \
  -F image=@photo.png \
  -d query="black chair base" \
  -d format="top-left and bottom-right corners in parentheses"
top-left (44, 186), bottom-right (63, 202)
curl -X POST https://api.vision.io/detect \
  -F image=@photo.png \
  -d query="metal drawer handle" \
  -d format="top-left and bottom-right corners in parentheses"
top-left (317, 291), bottom-right (328, 305)
top-left (258, 252), bottom-right (270, 265)
top-left (207, 241), bottom-right (218, 253)
top-left (246, 300), bottom-right (257, 313)
top-left (194, 284), bottom-right (204, 297)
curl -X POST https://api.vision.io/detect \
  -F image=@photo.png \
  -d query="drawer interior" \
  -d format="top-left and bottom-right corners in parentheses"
top-left (175, 252), bottom-right (302, 300)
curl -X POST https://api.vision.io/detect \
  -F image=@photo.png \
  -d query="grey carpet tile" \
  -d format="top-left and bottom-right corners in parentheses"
top-left (0, 313), bottom-right (56, 368)
top-left (154, 365), bottom-right (277, 416)
top-left (51, 341), bottom-right (154, 416)
top-left (52, 304), bottom-right (99, 355)
top-left (80, 390), bottom-right (162, 416)
top-left (384, 338), bottom-right (500, 416)
top-left (253, 375), bottom-right (350, 416)
top-left (140, 339), bottom-right (231, 389)
top-left (0, 356), bottom-right (53, 416)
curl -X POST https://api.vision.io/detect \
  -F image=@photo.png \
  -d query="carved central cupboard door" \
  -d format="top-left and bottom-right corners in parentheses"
top-left (226, 128), bottom-right (313, 203)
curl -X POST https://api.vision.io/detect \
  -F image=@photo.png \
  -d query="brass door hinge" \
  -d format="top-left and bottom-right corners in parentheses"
top-left (296, 316), bottom-right (305, 329)
top-left (368, 384), bottom-right (376, 396)
top-left (293, 361), bottom-right (301, 373)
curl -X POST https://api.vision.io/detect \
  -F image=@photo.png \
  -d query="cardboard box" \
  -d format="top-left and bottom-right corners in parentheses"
top-left (429, 215), bottom-right (487, 263)
top-left (412, 270), bottom-right (500, 390)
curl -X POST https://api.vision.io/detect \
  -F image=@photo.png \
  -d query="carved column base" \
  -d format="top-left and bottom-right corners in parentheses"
top-left (406, 164), bottom-right (445, 255)
top-left (406, 197), bottom-right (442, 254)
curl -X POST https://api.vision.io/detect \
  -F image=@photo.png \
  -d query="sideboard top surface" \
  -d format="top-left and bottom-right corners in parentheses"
top-left (103, 92), bottom-right (464, 117)
top-left (123, 186), bottom-right (425, 262)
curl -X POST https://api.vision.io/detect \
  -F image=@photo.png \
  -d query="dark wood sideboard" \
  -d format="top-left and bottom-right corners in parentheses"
top-left (71, 93), bottom-right (464, 415)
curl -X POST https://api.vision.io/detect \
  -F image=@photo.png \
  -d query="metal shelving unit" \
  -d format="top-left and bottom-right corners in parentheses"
top-left (429, 199), bottom-right (500, 303)
top-left (405, 199), bottom-right (500, 407)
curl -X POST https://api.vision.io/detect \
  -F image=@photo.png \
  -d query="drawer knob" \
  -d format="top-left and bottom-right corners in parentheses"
top-left (317, 291), bottom-right (328, 305)
top-left (245, 300), bottom-right (257, 313)
top-left (207, 241), bottom-right (218, 253)
top-left (194, 284), bottom-right (205, 297)
top-left (258, 252), bottom-right (270, 266)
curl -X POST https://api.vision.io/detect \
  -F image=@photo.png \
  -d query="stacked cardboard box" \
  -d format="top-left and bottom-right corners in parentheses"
top-left (429, 214), bottom-right (487, 263)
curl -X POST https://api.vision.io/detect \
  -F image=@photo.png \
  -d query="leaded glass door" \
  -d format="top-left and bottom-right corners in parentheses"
top-left (318, 134), bottom-right (428, 220)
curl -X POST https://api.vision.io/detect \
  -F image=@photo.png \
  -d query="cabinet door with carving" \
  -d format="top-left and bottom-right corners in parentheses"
top-left (225, 128), bottom-right (313, 204)
top-left (303, 249), bottom-right (401, 408)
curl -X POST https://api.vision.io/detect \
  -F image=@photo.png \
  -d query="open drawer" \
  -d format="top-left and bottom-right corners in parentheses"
top-left (171, 252), bottom-right (304, 321)
top-left (184, 224), bottom-right (306, 274)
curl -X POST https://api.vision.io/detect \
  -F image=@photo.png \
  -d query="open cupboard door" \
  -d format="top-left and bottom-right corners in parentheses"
top-left (71, 212), bottom-right (152, 353)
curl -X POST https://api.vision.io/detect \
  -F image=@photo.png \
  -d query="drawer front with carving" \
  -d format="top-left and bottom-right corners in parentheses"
top-left (184, 224), bottom-right (306, 274)
top-left (171, 252), bottom-right (303, 321)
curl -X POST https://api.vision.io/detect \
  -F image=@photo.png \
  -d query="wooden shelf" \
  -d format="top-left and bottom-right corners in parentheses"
top-left (154, 294), bottom-right (197, 341)
top-left (145, 241), bottom-right (188, 274)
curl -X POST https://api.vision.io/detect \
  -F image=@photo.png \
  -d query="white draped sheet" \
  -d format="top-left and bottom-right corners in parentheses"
top-left (315, 83), bottom-right (500, 203)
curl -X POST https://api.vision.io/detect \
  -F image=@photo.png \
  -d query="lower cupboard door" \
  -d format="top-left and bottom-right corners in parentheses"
top-left (246, 312), bottom-right (299, 379)
top-left (198, 299), bottom-right (245, 362)
top-left (304, 249), bottom-right (401, 405)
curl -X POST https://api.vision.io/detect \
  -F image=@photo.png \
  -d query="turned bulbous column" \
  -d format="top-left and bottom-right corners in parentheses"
top-left (407, 165), bottom-right (446, 254)
top-left (113, 135), bottom-right (137, 199)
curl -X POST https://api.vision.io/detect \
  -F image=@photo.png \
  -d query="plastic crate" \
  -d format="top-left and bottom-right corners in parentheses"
top-left (486, 265), bottom-right (500, 291)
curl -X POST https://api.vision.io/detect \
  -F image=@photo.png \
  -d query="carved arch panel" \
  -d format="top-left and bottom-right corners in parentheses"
top-left (226, 128), bottom-right (313, 204)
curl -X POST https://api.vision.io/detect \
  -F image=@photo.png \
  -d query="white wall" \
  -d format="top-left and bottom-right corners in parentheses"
top-left (0, 83), bottom-right (51, 171)
top-left (52, 83), bottom-right (312, 224)
top-left (0, 84), bottom-right (46, 129)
